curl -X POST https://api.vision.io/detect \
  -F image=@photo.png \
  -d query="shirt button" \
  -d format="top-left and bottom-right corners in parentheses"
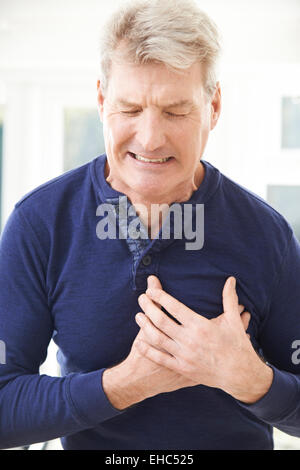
top-left (142, 255), bottom-right (152, 266)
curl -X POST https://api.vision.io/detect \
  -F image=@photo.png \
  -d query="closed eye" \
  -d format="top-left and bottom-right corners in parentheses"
top-left (121, 110), bottom-right (141, 116)
top-left (165, 112), bottom-right (187, 118)
top-left (120, 110), bottom-right (187, 118)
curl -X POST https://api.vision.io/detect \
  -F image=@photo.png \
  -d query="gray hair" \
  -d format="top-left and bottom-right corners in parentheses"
top-left (99, 0), bottom-right (221, 97)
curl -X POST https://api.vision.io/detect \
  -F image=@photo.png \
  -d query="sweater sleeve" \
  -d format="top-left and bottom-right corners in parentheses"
top-left (0, 207), bottom-right (124, 449)
top-left (238, 231), bottom-right (300, 436)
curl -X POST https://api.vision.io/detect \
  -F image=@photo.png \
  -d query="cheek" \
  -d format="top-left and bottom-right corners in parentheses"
top-left (104, 116), bottom-right (133, 151)
top-left (173, 120), bottom-right (208, 152)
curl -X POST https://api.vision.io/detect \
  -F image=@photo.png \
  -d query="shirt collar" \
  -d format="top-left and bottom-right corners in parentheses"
top-left (91, 153), bottom-right (221, 206)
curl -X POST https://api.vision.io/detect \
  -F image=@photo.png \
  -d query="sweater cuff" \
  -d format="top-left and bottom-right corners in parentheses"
top-left (66, 368), bottom-right (126, 427)
top-left (237, 364), bottom-right (299, 423)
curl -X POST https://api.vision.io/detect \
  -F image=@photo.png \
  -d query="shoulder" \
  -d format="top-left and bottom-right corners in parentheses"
top-left (219, 170), bottom-right (292, 240)
top-left (8, 156), bottom-right (103, 249)
top-left (15, 157), bottom-right (98, 212)
top-left (202, 162), bottom-right (294, 258)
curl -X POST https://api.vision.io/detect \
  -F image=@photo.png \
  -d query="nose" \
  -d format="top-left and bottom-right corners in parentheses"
top-left (135, 109), bottom-right (167, 153)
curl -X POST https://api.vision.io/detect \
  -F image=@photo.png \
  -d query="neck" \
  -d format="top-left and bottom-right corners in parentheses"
top-left (105, 162), bottom-right (205, 238)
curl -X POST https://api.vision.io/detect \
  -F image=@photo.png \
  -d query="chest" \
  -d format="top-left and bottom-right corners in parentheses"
top-left (49, 236), bottom-right (264, 373)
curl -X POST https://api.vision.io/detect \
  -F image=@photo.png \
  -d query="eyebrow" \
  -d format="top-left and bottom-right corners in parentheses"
top-left (115, 99), bottom-right (194, 109)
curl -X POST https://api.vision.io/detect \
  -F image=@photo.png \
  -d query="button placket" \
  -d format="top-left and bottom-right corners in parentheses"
top-left (141, 254), bottom-right (152, 266)
top-left (134, 251), bottom-right (160, 291)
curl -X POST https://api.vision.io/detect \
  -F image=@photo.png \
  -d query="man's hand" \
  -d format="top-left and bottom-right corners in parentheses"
top-left (102, 276), bottom-right (196, 410)
top-left (135, 276), bottom-right (273, 404)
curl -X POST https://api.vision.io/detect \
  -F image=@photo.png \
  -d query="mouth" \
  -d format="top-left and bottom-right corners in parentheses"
top-left (127, 152), bottom-right (174, 164)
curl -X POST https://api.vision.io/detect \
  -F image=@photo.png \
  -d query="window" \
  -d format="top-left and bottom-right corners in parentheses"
top-left (63, 108), bottom-right (105, 172)
top-left (281, 97), bottom-right (300, 149)
top-left (267, 185), bottom-right (300, 241)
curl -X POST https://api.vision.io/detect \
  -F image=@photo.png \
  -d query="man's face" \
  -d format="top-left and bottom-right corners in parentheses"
top-left (97, 58), bottom-right (221, 202)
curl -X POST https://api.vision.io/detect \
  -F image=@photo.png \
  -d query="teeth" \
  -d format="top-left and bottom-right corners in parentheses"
top-left (134, 154), bottom-right (170, 163)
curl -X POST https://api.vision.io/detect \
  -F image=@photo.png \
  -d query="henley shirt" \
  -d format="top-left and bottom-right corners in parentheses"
top-left (0, 154), bottom-right (300, 450)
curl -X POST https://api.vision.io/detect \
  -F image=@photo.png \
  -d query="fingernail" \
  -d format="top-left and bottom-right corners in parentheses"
top-left (231, 277), bottom-right (236, 288)
top-left (146, 288), bottom-right (154, 297)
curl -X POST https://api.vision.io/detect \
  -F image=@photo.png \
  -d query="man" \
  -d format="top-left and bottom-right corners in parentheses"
top-left (0, 0), bottom-right (300, 450)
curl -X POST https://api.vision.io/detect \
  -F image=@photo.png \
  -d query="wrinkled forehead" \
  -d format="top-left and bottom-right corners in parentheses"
top-left (106, 58), bottom-right (206, 105)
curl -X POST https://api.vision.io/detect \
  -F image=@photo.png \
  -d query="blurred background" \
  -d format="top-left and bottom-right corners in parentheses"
top-left (0, 0), bottom-right (299, 450)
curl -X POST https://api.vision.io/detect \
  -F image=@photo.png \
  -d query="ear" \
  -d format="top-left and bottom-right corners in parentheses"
top-left (210, 81), bottom-right (221, 130)
top-left (97, 79), bottom-right (105, 122)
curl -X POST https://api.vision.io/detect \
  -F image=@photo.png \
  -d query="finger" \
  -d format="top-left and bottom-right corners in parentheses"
top-left (238, 304), bottom-right (245, 314)
top-left (147, 276), bottom-right (163, 309)
top-left (135, 312), bottom-right (179, 355)
top-left (147, 275), bottom-right (162, 290)
top-left (138, 294), bottom-right (182, 340)
top-left (146, 288), bottom-right (210, 328)
top-left (240, 311), bottom-right (251, 332)
top-left (222, 277), bottom-right (240, 318)
top-left (135, 338), bottom-right (179, 371)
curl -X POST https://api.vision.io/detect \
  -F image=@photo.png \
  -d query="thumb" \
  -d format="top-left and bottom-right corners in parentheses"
top-left (222, 277), bottom-right (240, 319)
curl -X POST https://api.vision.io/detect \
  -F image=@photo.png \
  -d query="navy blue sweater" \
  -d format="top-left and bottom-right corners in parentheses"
top-left (0, 154), bottom-right (300, 450)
